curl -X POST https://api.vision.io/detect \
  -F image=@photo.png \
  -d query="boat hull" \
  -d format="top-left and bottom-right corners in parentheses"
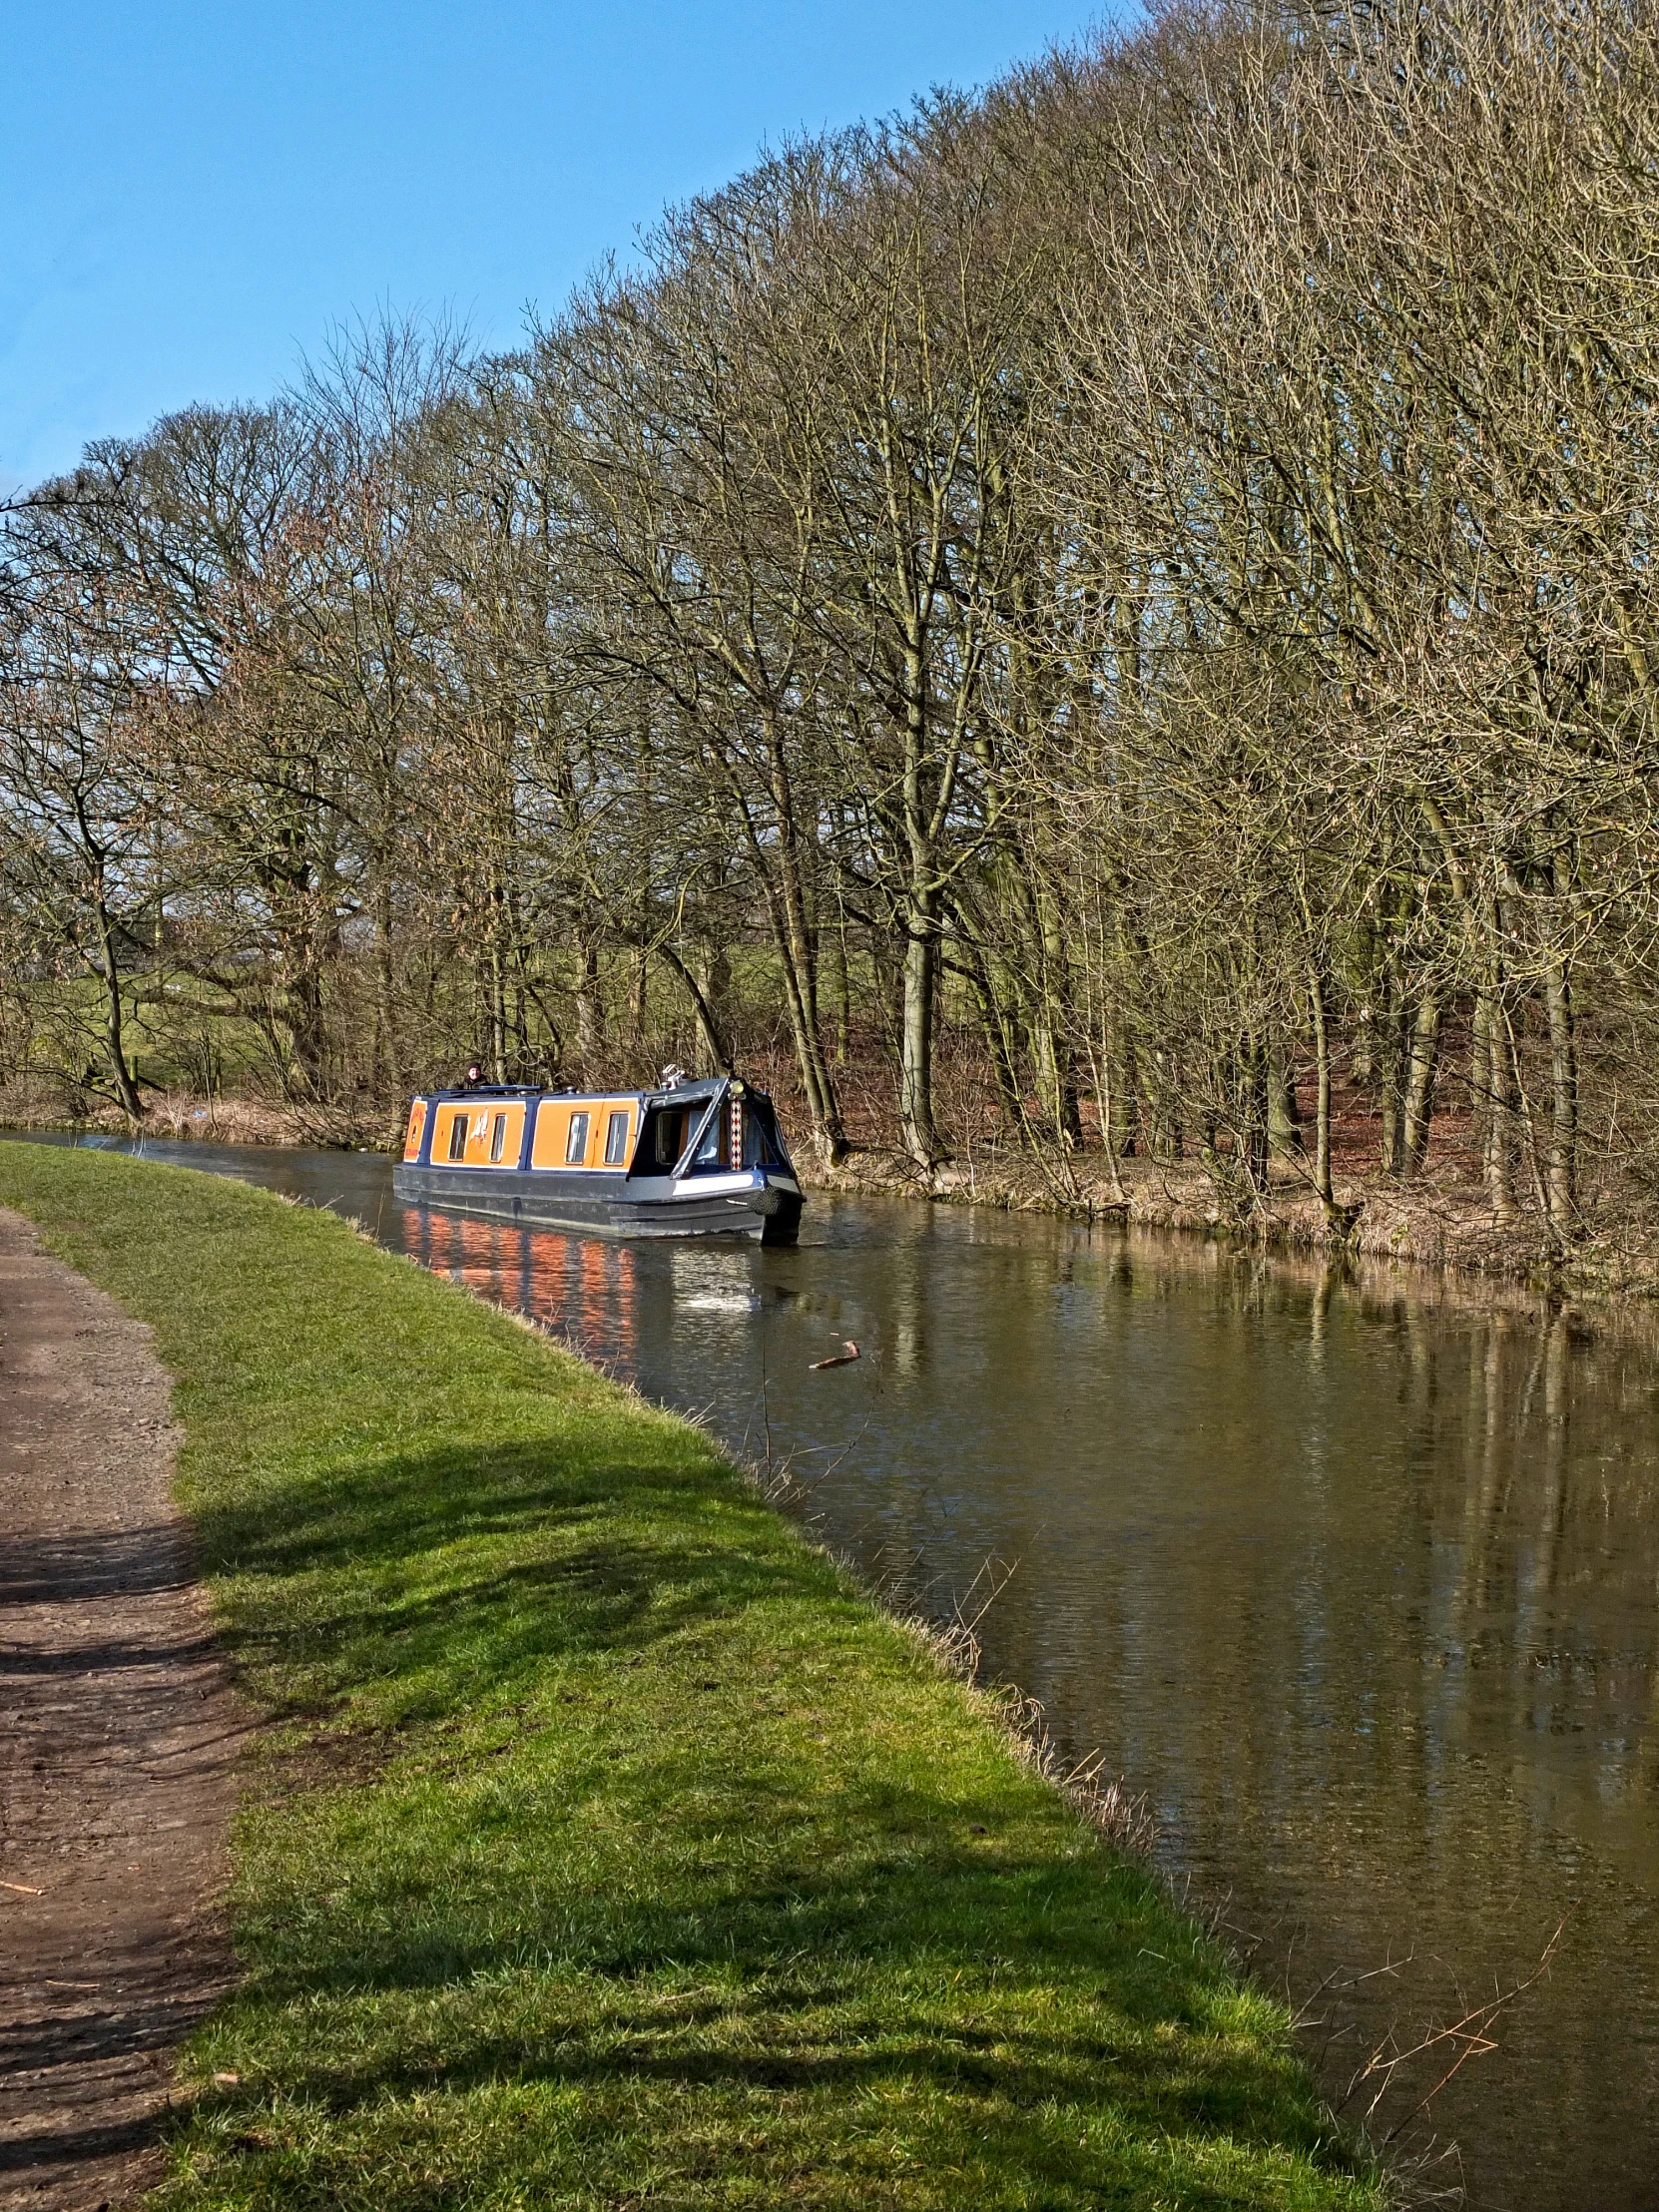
top-left (391, 1162), bottom-right (804, 1246)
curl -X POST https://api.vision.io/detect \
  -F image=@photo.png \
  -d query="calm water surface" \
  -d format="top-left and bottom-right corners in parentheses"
top-left (19, 1133), bottom-right (1659, 2210)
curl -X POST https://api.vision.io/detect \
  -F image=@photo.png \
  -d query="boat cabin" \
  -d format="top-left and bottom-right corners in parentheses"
top-left (391, 1074), bottom-right (802, 1245)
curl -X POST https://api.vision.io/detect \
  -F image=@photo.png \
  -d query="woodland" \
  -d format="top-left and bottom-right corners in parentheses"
top-left (4, 0), bottom-right (1658, 1258)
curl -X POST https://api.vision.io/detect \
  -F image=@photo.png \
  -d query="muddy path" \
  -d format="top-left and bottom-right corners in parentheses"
top-left (0, 1210), bottom-right (240, 2210)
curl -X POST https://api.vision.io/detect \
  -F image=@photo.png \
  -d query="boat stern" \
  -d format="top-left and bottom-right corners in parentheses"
top-left (742, 1167), bottom-right (804, 1246)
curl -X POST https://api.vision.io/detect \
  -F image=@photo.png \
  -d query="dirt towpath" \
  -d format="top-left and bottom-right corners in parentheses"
top-left (1, 1209), bottom-right (239, 2210)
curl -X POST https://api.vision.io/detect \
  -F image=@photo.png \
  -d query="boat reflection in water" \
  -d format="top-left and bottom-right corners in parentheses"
top-left (404, 1206), bottom-right (640, 1366)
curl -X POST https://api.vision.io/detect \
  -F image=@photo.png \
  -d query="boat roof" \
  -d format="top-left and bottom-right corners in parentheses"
top-left (421, 1075), bottom-right (762, 1111)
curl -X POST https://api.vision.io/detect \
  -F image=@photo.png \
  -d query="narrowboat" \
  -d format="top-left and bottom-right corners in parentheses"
top-left (391, 1073), bottom-right (804, 1246)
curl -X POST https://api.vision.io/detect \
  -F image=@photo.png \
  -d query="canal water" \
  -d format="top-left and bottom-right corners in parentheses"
top-left (17, 1134), bottom-right (1659, 2210)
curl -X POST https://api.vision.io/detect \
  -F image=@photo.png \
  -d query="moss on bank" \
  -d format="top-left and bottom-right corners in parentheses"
top-left (0, 1144), bottom-right (1381, 2210)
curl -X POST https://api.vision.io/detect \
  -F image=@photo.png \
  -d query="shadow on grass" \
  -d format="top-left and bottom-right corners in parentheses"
top-left (212, 1842), bottom-right (1350, 2184)
top-left (196, 1434), bottom-right (841, 1713)
top-left (221, 1988), bottom-right (1340, 2166)
top-left (189, 1433), bottom-right (1359, 2183)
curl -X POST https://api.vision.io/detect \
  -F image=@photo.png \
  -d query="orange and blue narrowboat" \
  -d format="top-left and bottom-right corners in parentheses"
top-left (391, 1073), bottom-right (804, 1246)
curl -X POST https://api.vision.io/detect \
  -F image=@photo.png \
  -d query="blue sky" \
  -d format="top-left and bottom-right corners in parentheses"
top-left (1, 2), bottom-right (1115, 492)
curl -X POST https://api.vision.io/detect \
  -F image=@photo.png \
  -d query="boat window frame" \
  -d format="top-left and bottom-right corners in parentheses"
top-left (679, 1092), bottom-right (728, 1175)
top-left (447, 1111), bottom-right (469, 1161)
top-left (565, 1111), bottom-right (590, 1165)
top-left (489, 1111), bottom-right (508, 1163)
top-left (604, 1109), bottom-right (630, 1166)
top-left (692, 1110), bottom-right (724, 1169)
top-left (742, 1103), bottom-right (782, 1167)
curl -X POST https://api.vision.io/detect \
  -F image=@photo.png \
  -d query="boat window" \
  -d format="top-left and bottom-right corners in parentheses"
top-left (654, 1109), bottom-right (686, 1167)
top-left (489, 1112), bottom-right (508, 1163)
top-left (604, 1110), bottom-right (630, 1165)
top-left (742, 1104), bottom-right (782, 1167)
top-left (692, 1108), bottom-right (724, 1169)
top-left (565, 1112), bottom-right (589, 1164)
top-left (447, 1113), bottom-right (468, 1161)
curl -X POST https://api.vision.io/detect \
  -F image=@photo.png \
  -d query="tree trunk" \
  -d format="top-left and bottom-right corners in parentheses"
top-left (1308, 965), bottom-right (1337, 1220)
top-left (373, 885), bottom-right (400, 1097)
top-left (772, 841), bottom-right (844, 1158)
top-left (899, 907), bottom-right (944, 1167)
top-left (828, 914), bottom-right (850, 1065)
top-left (630, 943), bottom-right (649, 1041)
top-left (749, 873), bottom-right (844, 1161)
top-left (95, 901), bottom-right (144, 1125)
top-left (574, 935), bottom-right (604, 1071)
top-left (1379, 948), bottom-right (1407, 1174)
top-left (1029, 878), bottom-right (1079, 1146)
top-left (1543, 949), bottom-right (1577, 1232)
top-left (960, 938), bottom-right (1024, 1135)
top-left (658, 944), bottom-right (733, 1074)
top-left (1268, 1054), bottom-right (1304, 1156)
top-left (1243, 1042), bottom-right (1270, 1197)
top-left (486, 933), bottom-right (508, 1085)
top-left (1112, 1032), bottom-right (1140, 1156)
top-left (1487, 1018), bottom-right (1518, 1223)
top-left (1477, 904), bottom-right (1518, 1223)
top-left (1400, 993), bottom-right (1441, 1177)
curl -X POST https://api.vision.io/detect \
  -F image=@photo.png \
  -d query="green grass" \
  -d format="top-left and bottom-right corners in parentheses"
top-left (0, 1144), bottom-right (1381, 2211)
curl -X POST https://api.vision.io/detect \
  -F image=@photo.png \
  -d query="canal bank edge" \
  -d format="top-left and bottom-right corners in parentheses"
top-left (815, 1144), bottom-right (1659, 1304)
top-left (0, 1144), bottom-right (1382, 2212)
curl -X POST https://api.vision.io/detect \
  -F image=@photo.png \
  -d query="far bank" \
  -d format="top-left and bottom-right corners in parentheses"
top-left (5, 1067), bottom-right (1653, 1304)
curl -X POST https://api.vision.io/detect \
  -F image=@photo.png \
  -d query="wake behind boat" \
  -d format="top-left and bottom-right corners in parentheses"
top-left (391, 1072), bottom-right (804, 1245)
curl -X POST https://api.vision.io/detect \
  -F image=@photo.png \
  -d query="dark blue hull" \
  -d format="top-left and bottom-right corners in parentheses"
top-left (390, 1162), bottom-right (804, 1245)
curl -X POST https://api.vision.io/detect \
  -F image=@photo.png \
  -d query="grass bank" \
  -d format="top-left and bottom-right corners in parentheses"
top-left (0, 1144), bottom-right (1382, 2211)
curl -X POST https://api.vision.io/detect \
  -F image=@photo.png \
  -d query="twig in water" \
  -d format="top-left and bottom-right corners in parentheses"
top-left (953, 1552), bottom-right (1022, 1649)
top-left (809, 1339), bottom-right (860, 1370)
top-left (1353, 1921), bottom-right (1567, 2141)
